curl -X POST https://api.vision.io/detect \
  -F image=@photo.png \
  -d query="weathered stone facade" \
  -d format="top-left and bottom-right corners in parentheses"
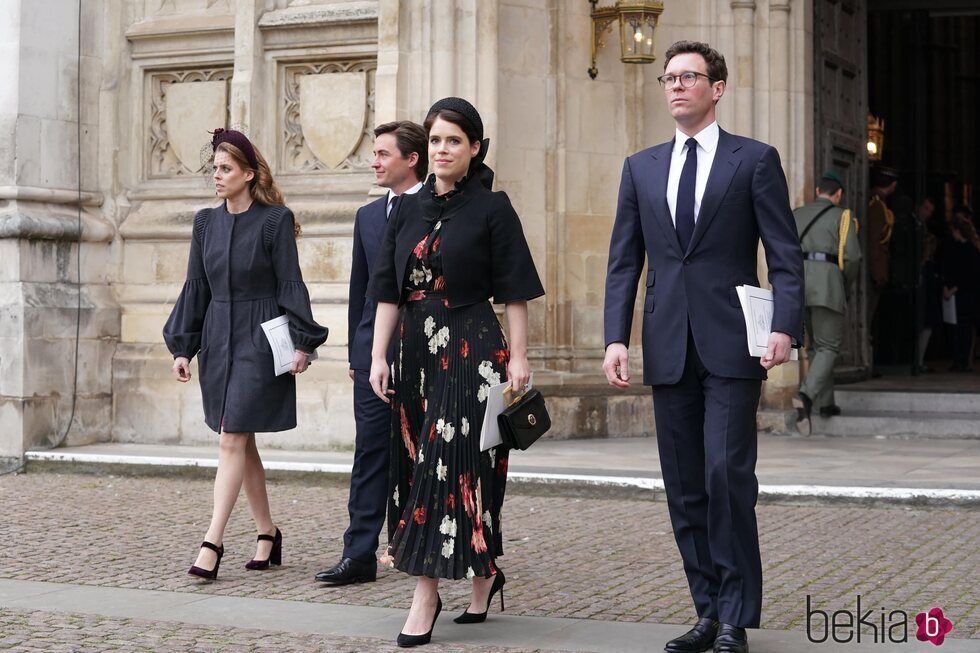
top-left (1, 0), bottom-right (813, 458)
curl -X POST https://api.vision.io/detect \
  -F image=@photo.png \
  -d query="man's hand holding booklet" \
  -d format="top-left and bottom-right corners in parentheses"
top-left (735, 285), bottom-right (799, 362)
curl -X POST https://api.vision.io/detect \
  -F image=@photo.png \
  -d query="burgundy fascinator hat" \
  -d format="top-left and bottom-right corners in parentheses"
top-left (209, 127), bottom-right (258, 170)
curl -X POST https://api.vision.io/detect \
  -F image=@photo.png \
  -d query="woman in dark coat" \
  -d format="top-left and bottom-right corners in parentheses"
top-left (368, 98), bottom-right (544, 647)
top-left (164, 129), bottom-right (328, 580)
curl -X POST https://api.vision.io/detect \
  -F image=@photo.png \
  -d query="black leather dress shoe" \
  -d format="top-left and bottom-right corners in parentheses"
top-left (713, 624), bottom-right (748, 653)
top-left (819, 404), bottom-right (841, 418)
top-left (665, 617), bottom-right (719, 652)
top-left (314, 557), bottom-right (377, 585)
top-left (792, 392), bottom-right (813, 435)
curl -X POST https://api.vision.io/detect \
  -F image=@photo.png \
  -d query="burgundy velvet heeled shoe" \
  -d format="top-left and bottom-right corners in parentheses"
top-left (245, 528), bottom-right (282, 570)
top-left (188, 541), bottom-right (224, 580)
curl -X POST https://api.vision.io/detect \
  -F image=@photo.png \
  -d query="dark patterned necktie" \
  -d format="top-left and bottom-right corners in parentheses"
top-left (675, 137), bottom-right (698, 251)
top-left (387, 194), bottom-right (400, 219)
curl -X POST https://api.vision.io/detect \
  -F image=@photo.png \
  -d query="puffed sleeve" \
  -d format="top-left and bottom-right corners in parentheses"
top-left (366, 201), bottom-right (402, 303)
top-left (265, 207), bottom-right (329, 353)
top-left (488, 192), bottom-right (545, 303)
top-left (163, 209), bottom-right (212, 360)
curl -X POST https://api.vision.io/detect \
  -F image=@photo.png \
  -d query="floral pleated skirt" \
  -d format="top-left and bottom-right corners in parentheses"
top-left (384, 292), bottom-right (510, 580)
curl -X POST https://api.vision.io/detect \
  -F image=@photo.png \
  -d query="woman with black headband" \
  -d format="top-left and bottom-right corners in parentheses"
top-left (368, 97), bottom-right (544, 647)
top-left (164, 129), bottom-right (327, 580)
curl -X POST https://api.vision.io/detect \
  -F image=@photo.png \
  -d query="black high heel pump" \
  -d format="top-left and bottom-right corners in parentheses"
top-left (397, 594), bottom-right (442, 648)
top-left (453, 570), bottom-right (506, 624)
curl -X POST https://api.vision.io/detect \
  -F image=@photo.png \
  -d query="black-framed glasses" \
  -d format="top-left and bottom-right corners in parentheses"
top-left (657, 71), bottom-right (718, 89)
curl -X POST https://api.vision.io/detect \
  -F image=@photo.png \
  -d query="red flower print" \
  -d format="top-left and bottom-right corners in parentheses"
top-left (916, 607), bottom-right (953, 646)
top-left (400, 322), bottom-right (405, 337)
top-left (408, 290), bottom-right (426, 301)
top-left (400, 405), bottom-right (416, 461)
top-left (440, 353), bottom-right (449, 370)
top-left (497, 458), bottom-right (508, 475)
top-left (413, 237), bottom-right (428, 258)
top-left (493, 348), bottom-right (510, 365)
top-left (434, 276), bottom-right (446, 291)
top-left (459, 473), bottom-right (477, 517)
top-left (471, 478), bottom-right (487, 552)
top-left (398, 519), bottom-right (406, 529)
top-left (428, 422), bottom-right (437, 442)
top-left (460, 339), bottom-right (470, 358)
top-left (413, 507), bottom-right (428, 525)
top-left (471, 525), bottom-right (488, 553)
top-left (442, 298), bottom-right (450, 308)
top-left (432, 236), bottom-right (441, 252)
top-left (446, 492), bottom-right (455, 510)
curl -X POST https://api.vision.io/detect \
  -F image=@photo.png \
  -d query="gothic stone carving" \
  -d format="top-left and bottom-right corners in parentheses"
top-left (281, 60), bottom-right (376, 174)
top-left (148, 69), bottom-right (232, 179)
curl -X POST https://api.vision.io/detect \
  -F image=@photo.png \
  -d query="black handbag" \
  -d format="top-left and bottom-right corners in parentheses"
top-left (497, 388), bottom-right (551, 450)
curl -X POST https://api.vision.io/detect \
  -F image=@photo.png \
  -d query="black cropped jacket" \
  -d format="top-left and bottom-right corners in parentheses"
top-left (367, 174), bottom-right (545, 308)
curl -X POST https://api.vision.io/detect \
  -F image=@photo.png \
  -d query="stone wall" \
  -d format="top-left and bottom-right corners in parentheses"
top-left (0, 0), bottom-right (814, 458)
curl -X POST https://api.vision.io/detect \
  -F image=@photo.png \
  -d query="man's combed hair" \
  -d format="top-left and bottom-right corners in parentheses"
top-left (373, 121), bottom-right (428, 181)
top-left (664, 40), bottom-right (728, 83)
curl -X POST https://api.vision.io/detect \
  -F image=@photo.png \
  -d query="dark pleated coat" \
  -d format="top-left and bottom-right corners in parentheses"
top-left (163, 203), bottom-right (328, 433)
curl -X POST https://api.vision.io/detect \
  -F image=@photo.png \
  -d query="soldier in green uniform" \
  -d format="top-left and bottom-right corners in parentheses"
top-left (792, 171), bottom-right (862, 435)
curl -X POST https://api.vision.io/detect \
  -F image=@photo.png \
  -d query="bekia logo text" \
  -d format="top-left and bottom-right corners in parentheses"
top-left (807, 595), bottom-right (953, 646)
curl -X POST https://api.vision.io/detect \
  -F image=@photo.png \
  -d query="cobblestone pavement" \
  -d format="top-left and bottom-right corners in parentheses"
top-left (0, 470), bottom-right (977, 646)
top-left (0, 607), bottom-right (570, 652)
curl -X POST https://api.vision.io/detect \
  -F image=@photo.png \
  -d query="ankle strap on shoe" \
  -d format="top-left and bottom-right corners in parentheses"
top-left (256, 533), bottom-right (275, 542)
top-left (200, 541), bottom-right (223, 555)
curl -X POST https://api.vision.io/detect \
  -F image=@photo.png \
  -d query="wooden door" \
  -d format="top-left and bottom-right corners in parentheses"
top-left (813, 0), bottom-right (869, 376)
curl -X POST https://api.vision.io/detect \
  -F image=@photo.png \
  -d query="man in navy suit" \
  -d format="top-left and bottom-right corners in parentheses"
top-left (602, 41), bottom-right (803, 653)
top-left (316, 121), bottom-right (427, 585)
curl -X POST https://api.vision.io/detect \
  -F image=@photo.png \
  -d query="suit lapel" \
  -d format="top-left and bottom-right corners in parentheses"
top-left (643, 141), bottom-right (683, 258)
top-left (687, 128), bottom-right (742, 254)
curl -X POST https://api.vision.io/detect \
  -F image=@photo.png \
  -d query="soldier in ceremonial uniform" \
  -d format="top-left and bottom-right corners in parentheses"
top-left (866, 168), bottom-right (898, 373)
top-left (792, 171), bottom-right (862, 434)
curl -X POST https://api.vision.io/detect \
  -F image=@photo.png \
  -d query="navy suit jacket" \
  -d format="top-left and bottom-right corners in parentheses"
top-left (348, 196), bottom-right (388, 371)
top-left (604, 128), bottom-right (804, 385)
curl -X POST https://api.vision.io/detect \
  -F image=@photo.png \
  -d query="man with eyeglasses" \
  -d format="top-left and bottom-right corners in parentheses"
top-left (603, 40), bottom-right (803, 653)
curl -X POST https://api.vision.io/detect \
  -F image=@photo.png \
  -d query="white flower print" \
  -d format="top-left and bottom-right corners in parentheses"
top-left (436, 418), bottom-right (445, 435)
top-left (477, 383), bottom-right (489, 404)
top-left (410, 267), bottom-right (427, 285)
top-left (439, 515), bottom-right (457, 537)
top-left (420, 368), bottom-right (426, 397)
top-left (441, 538), bottom-right (455, 559)
top-left (478, 360), bottom-right (494, 379)
top-left (461, 417), bottom-right (470, 436)
top-left (392, 486), bottom-right (399, 507)
top-left (489, 447), bottom-right (496, 468)
top-left (442, 421), bottom-right (455, 443)
top-left (486, 370), bottom-right (501, 385)
top-left (428, 326), bottom-right (450, 354)
top-left (436, 459), bottom-right (447, 482)
top-left (418, 449), bottom-right (424, 463)
top-left (466, 567), bottom-right (476, 579)
top-left (424, 316), bottom-right (436, 337)
top-left (483, 510), bottom-right (492, 528)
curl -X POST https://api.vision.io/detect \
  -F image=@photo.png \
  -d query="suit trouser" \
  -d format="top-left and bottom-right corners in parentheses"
top-left (652, 332), bottom-right (763, 628)
top-left (799, 306), bottom-right (844, 409)
top-left (342, 370), bottom-right (391, 563)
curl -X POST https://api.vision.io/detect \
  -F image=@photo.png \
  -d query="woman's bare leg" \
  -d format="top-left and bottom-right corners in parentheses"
top-left (193, 431), bottom-right (249, 569)
top-left (242, 433), bottom-right (276, 560)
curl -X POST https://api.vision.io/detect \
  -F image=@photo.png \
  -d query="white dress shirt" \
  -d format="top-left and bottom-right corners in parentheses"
top-left (666, 121), bottom-right (720, 226)
top-left (386, 181), bottom-right (423, 219)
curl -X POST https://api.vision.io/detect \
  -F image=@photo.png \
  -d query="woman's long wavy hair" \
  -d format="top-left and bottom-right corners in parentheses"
top-left (215, 141), bottom-right (301, 237)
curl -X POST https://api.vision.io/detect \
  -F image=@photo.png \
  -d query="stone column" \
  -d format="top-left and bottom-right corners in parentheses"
top-left (0, 0), bottom-right (117, 462)
top-left (730, 1), bottom-right (756, 137)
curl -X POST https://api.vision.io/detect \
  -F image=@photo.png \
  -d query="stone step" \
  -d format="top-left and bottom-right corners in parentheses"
top-left (834, 388), bottom-right (980, 414)
top-left (811, 410), bottom-right (980, 439)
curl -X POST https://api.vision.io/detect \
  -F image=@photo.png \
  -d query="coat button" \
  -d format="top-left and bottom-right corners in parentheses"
top-left (683, 259), bottom-right (691, 266)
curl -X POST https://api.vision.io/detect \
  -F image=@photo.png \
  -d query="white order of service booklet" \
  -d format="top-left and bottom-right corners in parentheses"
top-left (260, 315), bottom-right (319, 376)
top-left (735, 285), bottom-right (799, 360)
